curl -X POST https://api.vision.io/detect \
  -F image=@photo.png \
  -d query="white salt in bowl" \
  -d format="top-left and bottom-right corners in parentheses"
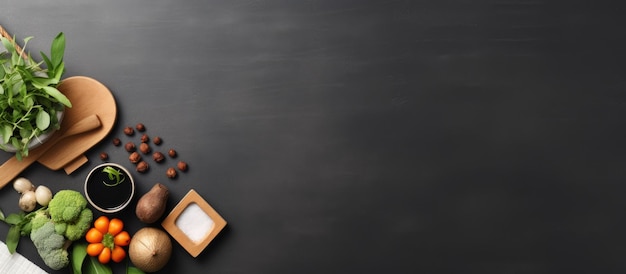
top-left (161, 189), bottom-right (227, 257)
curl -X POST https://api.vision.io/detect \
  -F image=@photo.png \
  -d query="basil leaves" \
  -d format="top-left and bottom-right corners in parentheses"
top-left (0, 32), bottom-right (71, 160)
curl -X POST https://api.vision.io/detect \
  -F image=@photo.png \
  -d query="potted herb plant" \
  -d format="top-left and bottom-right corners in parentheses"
top-left (0, 32), bottom-right (71, 160)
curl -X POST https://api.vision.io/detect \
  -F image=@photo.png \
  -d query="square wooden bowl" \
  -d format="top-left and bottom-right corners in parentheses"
top-left (161, 189), bottom-right (227, 257)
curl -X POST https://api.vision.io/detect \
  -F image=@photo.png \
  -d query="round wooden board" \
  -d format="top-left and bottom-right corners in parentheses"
top-left (37, 76), bottom-right (117, 170)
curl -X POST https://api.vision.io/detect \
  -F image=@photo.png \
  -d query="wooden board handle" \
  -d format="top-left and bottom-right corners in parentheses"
top-left (63, 154), bottom-right (89, 174)
top-left (0, 114), bottom-right (101, 189)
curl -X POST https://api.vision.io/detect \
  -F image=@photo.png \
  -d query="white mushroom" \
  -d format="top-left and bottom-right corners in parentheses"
top-left (13, 177), bottom-right (34, 194)
top-left (35, 185), bottom-right (53, 206)
top-left (19, 191), bottom-right (37, 212)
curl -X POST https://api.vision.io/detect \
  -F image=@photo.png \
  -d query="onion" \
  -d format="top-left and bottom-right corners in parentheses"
top-left (35, 185), bottom-right (53, 206)
top-left (19, 191), bottom-right (37, 212)
top-left (129, 227), bottom-right (172, 272)
top-left (13, 177), bottom-right (34, 194)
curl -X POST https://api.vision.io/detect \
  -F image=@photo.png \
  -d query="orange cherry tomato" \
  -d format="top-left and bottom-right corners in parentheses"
top-left (111, 245), bottom-right (126, 263)
top-left (93, 216), bottom-right (110, 234)
top-left (86, 243), bottom-right (104, 257)
top-left (114, 231), bottom-right (131, 247)
top-left (85, 228), bottom-right (103, 243)
top-left (108, 218), bottom-right (124, 236)
top-left (98, 247), bottom-right (111, 264)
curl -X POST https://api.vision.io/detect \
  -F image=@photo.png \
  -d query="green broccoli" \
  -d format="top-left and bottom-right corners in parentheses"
top-left (47, 190), bottom-right (92, 241)
top-left (29, 209), bottom-right (51, 232)
top-left (30, 222), bottom-right (69, 270)
top-left (1, 189), bottom-right (93, 271)
top-left (58, 208), bottom-right (93, 241)
top-left (48, 190), bottom-right (88, 222)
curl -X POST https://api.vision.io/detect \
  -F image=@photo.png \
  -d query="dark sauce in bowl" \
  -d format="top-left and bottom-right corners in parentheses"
top-left (85, 163), bottom-right (134, 213)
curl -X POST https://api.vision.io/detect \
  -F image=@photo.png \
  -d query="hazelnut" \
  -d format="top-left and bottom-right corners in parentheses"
top-left (112, 138), bottom-right (121, 146)
top-left (100, 152), bottom-right (108, 161)
top-left (123, 126), bottom-right (134, 136)
top-left (168, 149), bottom-right (177, 158)
top-left (140, 134), bottom-right (149, 143)
top-left (139, 143), bottom-right (151, 154)
top-left (177, 161), bottom-right (188, 171)
top-left (166, 167), bottom-right (177, 178)
top-left (153, 152), bottom-right (165, 163)
top-left (125, 142), bottom-right (136, 152)
top-left (153, 136), bottom-right (162, 145)
top-left (136, 161), bottom-right (149, 173)
top-left (129, 152), bottom-right (141, 164)
top-left (136, 123), bottom-right (146, 132)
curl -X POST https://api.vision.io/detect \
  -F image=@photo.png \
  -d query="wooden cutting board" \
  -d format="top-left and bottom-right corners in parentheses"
top-left (37, 76), bottom-right (117, 171)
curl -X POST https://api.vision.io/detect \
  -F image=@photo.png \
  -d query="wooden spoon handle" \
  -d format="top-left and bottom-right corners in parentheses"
top-left (0, 114), bottom-right (101, 189)
top-left (0, 25), bottom-right (27, 60)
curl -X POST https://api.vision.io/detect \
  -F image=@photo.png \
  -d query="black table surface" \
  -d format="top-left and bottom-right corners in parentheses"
top-left (2, 0), bottom-right (626, 273)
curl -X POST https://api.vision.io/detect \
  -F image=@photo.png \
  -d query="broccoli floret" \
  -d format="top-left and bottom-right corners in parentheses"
top-left (64, 208), bottom-right (93, 241)
top-left (30, 222), bottom-right (69, 270)
top-left (30, 210), bottom-right (51, 232)
top-left (54, 222), bottom-right (67, 235)
top-left (46, 190), bottom-right (93, 241)
top-left (48, 190), bottom-right (88, 223)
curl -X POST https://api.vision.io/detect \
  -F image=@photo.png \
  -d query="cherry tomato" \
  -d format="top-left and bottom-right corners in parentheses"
top-left (114, 231), bottom-right (131, 247)
top-left (85, 228), bottom-right (103, 243)
top-left (111, 245), bottom-right (126, 263)
top-left (86, 243), bottom-right (104, 257)
top-left (93, 216), bottom-right (110, 234)
top-left (108, 218), bottom-right (124, 236)
top-left (98, 247), bottom-right (111, 264)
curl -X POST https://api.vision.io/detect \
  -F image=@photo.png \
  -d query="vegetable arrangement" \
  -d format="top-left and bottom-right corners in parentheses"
top-left (0, 189), bottom-right (93, 270)
top-left (0, 30), bottom-right (199, 273)
top-left (0, 179), bottom-right (147, 273)
top-left (85, 216), bottom-right (131, 264)
top-left (0, 33), bottom-right (72, 160)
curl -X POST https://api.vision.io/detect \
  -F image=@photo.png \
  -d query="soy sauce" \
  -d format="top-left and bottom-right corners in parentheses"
top-left (86, 165), bottom-right (133, 211)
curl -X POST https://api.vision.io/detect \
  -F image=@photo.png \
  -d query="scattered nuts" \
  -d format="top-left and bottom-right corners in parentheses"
top-left (124, 126), bottom-right (135, 136)
top-left (100, 152), bottom-right (109, 160)
top-left (153, 136), bottom-right (162, 145)
top-left (177, 161), bottom-right (188, 171)
top-left (129, 152), bottom-right (142, 164)
top-left (125, 142), bottom-right (136, 152)
top-left (136, 123), bottom-right (146, 132)
top-left (118, 123), bottom-right (190, 179)
top-left (153, 152), bottom-right (165, 163)
top-left (139, 143), bottom-right (151, 154)
top-left (136, 161), bottom-right (149, 173)
top-left (166, 167), bottom-right (177, 178)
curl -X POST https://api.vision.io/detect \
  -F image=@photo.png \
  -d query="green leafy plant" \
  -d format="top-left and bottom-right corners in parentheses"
top-left (102, 166), bottom-right (125, 187)
top-left (0, 33), bottom-right (71, 160)
top-left (71, 242), bottom-right (146, 274)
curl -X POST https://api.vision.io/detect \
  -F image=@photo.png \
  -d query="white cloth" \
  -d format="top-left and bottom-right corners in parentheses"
top-left (0, 241), bottom-right (47, 274)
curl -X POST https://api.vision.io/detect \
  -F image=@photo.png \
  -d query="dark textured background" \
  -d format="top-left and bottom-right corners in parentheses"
top-left (2, 0), bottom-right (626, 273)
